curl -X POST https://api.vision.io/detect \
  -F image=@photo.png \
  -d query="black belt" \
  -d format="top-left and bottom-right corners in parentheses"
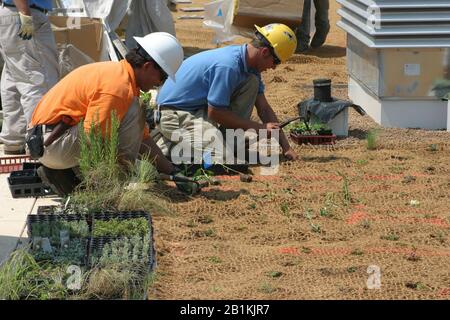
top-left (1, 1), bottom-right (48, 14)
top-left (160, 105), bottom-right (180, 111)
top-left (160, 105), bottom-right (207, 112)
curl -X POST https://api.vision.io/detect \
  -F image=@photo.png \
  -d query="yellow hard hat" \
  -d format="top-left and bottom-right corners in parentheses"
top-left (255, 23), bottom-right (297, 63)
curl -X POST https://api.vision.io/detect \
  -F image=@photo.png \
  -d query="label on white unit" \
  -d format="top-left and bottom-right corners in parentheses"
top-left (404, 64), bottom-right (421, 76)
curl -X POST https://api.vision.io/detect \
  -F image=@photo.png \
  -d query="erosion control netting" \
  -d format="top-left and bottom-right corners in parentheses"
top-left (151, 144), bottom-right (450, 300)
top-left (140, 0), bottom-right (450, 300)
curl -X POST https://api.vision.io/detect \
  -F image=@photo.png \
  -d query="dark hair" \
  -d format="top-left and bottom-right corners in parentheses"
top-left (250, 37), bottom-right (267, 49)
top-left (126, 48), bottom-right (153, 69)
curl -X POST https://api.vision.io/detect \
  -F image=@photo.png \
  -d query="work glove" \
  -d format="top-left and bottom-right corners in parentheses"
top-left (172, 170), bottom-right (200, 195)
top-left (18, 12), bottom-right (34, 40)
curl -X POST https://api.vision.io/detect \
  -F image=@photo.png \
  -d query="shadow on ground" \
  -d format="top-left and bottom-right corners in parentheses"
top-left (302, 45), bottom-right (346, 58)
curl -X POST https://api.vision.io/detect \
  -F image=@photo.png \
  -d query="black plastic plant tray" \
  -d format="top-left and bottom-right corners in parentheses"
top-left (8, 169), bottom-right (41, 185)
top-left (89, 211), bottom-right (155, 271)
top-left (9, 182), bottom-right (55, 198)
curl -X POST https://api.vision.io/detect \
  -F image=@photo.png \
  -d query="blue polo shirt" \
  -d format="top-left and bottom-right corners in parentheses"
top-left (157, 45), bottom-right (265, 111)
top-left (4, 0), bottom-right (52, 10)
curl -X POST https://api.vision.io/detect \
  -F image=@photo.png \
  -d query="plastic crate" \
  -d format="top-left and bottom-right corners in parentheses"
top-left (8, 169), bottom-right (56, 198)
top-left (9, 182), bottom-right (55, 198)
top-left (290, 132), bottom-right (337, 145)
top-left (8, 170), bottom-right (42, 185)
top-left (0, 156), bottom-right (37, 174)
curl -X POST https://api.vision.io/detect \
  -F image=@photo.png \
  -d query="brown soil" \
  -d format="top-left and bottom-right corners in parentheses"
top-left (149, 1), bottom-right (450, 300)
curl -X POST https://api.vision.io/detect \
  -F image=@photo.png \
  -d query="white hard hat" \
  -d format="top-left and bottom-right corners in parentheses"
top-left (134, 32), bottom-right (184, 81)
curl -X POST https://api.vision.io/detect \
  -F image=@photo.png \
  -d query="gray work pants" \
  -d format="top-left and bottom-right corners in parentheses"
top-left (297, 0), bottom-right (330, 45)
top-left (0, 6), bottom-right (59, 147)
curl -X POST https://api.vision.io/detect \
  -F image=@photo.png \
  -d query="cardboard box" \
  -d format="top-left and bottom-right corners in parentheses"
top-left (49, 16), bottom-right (104, 62)
top-left (232, 0), bottom-right (304, 30)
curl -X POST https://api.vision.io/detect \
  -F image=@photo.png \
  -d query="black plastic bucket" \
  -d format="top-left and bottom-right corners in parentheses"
top-left (313, 79), bottom-right (332, 102)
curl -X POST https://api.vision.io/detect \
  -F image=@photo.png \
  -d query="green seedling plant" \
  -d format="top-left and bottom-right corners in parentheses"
top-left (209, 257), bottom-right (222, 264)
top-left (81, 266), bottom-right (149, 300)
top-left (90, 234), bottom-right (151, 269)
top-left (351, 249), bottom-right (364, 256)
top-left (427, 144), bottom-right (438, 152)
top-left (71, 111), bottom-right (123, 212)
top-left (302, 247), bottom-right (312, 254)
top-left (280, 202), bottom-right (290, 216)
top-left (381, 232), bottom-right (400, 241)
top-left (289, 120), bottom-right (332, 135)
top-left (303, 208), bottom-right (322, 233)
top-left (139, 90), bottom-right (152, 107)
top-left (0, 249), bottom-right (69, 300)
top-left (31, 220), bottom-right (89, 243)
top-left (93, 217), bottom-right (149, 238)
top-left (267, 271), bottom-right (283, 278)
top-left (259, 282), bottom-right (276, 294)
top-left (198, 216), bottom-right (214, 224)
top-left (319, 207), bottom-right (331, 217)
top-left (337, 171), bottom-right (351, 206)
top-left (193, 167), bottom-right (215, 182)
top-left (32, 239), bottom-right (87, 266)
top-left (356, 159), bottom-right (368, 166)
top-left (366, 129), bottom-right (378, 150)
top-left (136, 156), bottom-right (157, 184)
top-left (347, 266), bottom-right (358, 273)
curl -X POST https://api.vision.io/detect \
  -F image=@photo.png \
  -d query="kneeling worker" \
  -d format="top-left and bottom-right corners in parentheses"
top-left (27, 32), bottom-right (187, 196)
top-left (153, 23), bottom-right (299, 164)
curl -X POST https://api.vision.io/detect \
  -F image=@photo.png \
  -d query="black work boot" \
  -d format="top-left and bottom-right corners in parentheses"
top-left (37, 165), bottom-right (81, 197)
top-left (310, 24), bottom-right (330, 49)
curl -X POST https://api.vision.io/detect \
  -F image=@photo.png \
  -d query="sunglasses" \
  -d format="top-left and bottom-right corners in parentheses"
top-left (255, 32), bottom-right (281, 65)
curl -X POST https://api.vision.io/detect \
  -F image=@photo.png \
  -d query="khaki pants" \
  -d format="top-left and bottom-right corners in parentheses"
top-left (38, 98), bottom-right (145, 170)
top-left (152, 74), bottom-right (259, 163)
top-left (0, 6), bottom-right (59, 147)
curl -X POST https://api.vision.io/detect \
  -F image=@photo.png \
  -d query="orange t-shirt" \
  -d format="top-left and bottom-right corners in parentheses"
top-left (31, 59), bottom-right (149, 139)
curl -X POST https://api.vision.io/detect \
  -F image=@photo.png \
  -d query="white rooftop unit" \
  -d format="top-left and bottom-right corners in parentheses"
top-left (337, 0), bottom-right (450, 130)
